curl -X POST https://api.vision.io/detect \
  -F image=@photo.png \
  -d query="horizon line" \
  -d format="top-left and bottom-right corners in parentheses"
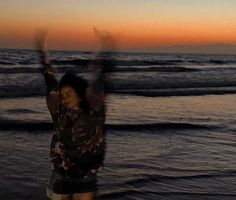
top-left (1, 43), bottom-right (236, 56)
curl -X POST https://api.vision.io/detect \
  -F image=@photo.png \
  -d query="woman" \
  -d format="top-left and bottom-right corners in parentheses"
top-left (37, 37), bottom-right (109, 200)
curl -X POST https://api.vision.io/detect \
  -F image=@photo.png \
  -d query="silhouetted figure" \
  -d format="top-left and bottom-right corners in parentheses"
top-left (36, 30), bottom-right (114, 200)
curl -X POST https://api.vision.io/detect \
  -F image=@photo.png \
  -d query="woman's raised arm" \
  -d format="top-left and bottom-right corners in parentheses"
top-left (36, 31), bottom-right (58, 94)
top-left (35, 31), bottom-right (59, 117)
top-left (86, 28), bottom-right (116, 112)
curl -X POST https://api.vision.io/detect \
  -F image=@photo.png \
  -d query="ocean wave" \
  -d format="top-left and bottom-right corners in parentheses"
top-left (98, 170), bottom-right (236, 199)
top-left (114, 87), bottom-right (236, 97)
top-left (0, 86), bottom-right (44, 98)
top-left (123, 171), bottom-right (236, 185)
top-left (108, 122), bottom-right (215, 131)
top-left (0, 61), bottom-right (15, 65)
top-left (115, 66), bottom-right (199, 72)
top-left (52, 58), bottom-right (183, 66)
top-left (2, 86), bottom-right (236, 98)
top-left (0, 65), bottom-right (200, 73)
top-left (2, 49), bottom-right (236, 67)
top-left (2, 56), bottom-right (236, 74)
top-left (0, 121), bottom-right (217, 132)
top-left (98, 190), bottom-right (236, 199)
top-left (0, 66), bottom-right (83, 73)
top-left (51, 58), bottom-right (236, 67)
top-left (2, 56), bottom-right (236, 69)
top-left (6, 108), bottom-right (39, 114)
top-left (3, 65), bottom-right (236, 74)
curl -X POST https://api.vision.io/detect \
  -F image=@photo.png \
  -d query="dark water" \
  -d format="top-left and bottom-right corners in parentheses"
top-left (1, 49), bottom-right (236, 199)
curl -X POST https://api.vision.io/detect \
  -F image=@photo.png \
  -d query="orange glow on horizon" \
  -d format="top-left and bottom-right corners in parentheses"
top-left (1, 18), bottom-right (236, 50)
top-left (1, 0), bottom-right (236, 52)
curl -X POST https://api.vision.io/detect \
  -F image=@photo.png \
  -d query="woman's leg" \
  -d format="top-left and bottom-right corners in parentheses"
top-left (72, 192), bottom-right (94, 200)
top-left (49, 192), bottom-right (71, 200)
top-left (47, 170), bottom-right (73, 200)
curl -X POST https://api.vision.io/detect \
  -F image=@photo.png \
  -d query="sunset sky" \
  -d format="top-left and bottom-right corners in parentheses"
top-left (1, 0), bottom-right (236, 52)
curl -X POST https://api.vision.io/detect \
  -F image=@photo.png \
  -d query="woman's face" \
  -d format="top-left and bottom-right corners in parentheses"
top-left (60, 86), bottom-right (81, 110)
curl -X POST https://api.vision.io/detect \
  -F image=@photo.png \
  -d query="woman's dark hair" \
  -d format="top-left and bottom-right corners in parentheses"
top-left (59, 72), bottom-right (90, 111)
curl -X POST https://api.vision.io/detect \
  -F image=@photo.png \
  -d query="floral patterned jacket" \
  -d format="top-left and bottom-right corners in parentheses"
top-left (45, 70), bottom-right (106, 178)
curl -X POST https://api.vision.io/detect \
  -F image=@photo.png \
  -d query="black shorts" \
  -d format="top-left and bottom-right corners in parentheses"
top-left (47, 169), bottom-right (97, 194)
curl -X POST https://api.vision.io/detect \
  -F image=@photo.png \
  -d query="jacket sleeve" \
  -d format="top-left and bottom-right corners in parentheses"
top-left (40, 49), bottom-right (58, 92)
top-left (44, 67), bottom-right (60, 118)
top-left (39, 49), bottom-right (60, 119)
top-left (86, 56), bottom-right (113, 112)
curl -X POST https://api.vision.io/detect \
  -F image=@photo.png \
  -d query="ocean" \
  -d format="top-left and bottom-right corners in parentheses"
top-left (1, 49), bottom-right (236, 200)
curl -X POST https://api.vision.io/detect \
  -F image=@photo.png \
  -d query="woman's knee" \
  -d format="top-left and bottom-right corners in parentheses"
top-left (47, 189), bottom-right (71, 200)
top-left (72, 192), bottom-right (94, 200)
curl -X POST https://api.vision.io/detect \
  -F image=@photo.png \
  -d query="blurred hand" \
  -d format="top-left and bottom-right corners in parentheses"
top-left (93, 26), bottom-right (116, 53)
top-left (34, 29), bottom-right (48, 52)
top-left (54, 142), bottom-right (64, 155)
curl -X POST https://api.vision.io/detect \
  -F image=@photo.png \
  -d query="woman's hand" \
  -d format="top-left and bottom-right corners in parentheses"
top-left (54, 142), bottom-right (64, 155)
top-left (35, 30), bottom-right (51, 67)
top-left (35, 30), bottom-right (57, 76)
top-left (35, 29), bottom-right (47, 52)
